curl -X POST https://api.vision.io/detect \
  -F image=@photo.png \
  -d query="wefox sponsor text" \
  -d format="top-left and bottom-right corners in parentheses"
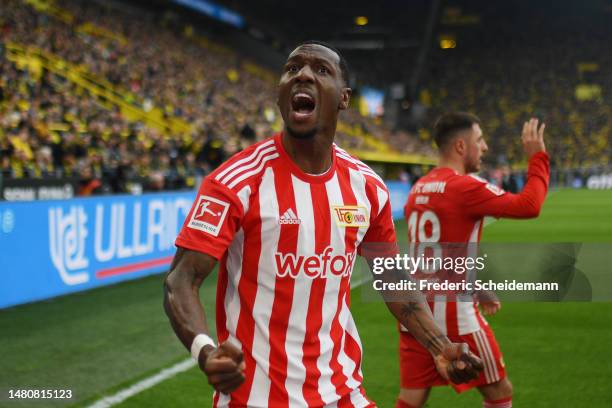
top-left (275, 246), bottom-right (356, 278)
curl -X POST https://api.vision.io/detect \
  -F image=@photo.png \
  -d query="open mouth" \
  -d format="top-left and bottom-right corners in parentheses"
top-left (290, 92), bottom-right (316, 121)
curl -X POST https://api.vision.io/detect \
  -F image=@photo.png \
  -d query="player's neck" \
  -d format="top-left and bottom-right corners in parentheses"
top-left (281, 131), bottom-right (334, 175)
top-left (438, 157), bottom-right (467, 175)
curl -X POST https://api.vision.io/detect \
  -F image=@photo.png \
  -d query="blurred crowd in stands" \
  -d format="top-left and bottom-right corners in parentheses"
top-left (0, 0), bottom-right (282, 194)
top-left (0, 0), bottom-right (433, 196)
top-left (422, 2), bottom-right (611, 176)
top-left (1, 0), bottom-right (610, 197)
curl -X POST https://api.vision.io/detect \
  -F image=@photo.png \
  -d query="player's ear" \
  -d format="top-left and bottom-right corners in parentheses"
top-left (339, 88), bottom-right (352, 110)
top-left (455, 137), bottom-right (466, 155)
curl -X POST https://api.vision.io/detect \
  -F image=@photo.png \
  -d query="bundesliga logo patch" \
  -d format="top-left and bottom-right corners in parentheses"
top-left (332, 205), bottom-right (369, 227)
top-left (187, 195), bottom-right (230, 237)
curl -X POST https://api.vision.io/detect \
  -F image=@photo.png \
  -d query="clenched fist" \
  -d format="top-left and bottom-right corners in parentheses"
top-left (434, 343), bottom-right (484, 384)
top-left (198, 341), bottom-right (246, 394)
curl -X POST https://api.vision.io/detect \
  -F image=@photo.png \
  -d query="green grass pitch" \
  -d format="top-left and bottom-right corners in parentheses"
top-left (0, 188), bottom-right (611, 407)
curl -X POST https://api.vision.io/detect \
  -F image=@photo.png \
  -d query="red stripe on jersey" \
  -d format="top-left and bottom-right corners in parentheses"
top-left (212, 391), bottom-right (220, 408)
top-left (266, 170), bottom-right (299, 407)
top-left (358, 385), bottom-right (375, 407)
top-left (338, 166), bottom-right (366, 385)
top-left (337, 166), bottom-right (359, 252)
top-left (339, 165), bottom-right (361, 314)
top-left (301, 182), bottom-right (330, 407)
top-left (225, 151), bottom-right (279, 189)
top-left (209, 138), bottom-right (280, 195)
top-left (218, 145), bottom-right (276, 186)
top-left (344, 326), bottom-right (363, 384)
top-left (212, 138), bottom-right (275, 181)
top-left (336, 389), bottom-right (354, 408)
top-left (475, 303), bottom-right (490, 331)
top-left (327, 166), bottom-right (360, 397)
top-left (216, 256), bottom-right (230, 343)
top-left (336, 386), bottom-right (375, 408)
top-left (446, 302), bottom-right (459, 337)
top-left (228, 191), bottom-right (262, 406)
top-left (327, 275), bottom-right (352, 397)
top-left (335, 148), bottom-right (385, 187)
top-left (363, 179), bottom-right (381, 219)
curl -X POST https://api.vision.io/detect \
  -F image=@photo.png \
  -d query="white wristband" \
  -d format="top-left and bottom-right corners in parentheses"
top-left (191, 334), bottom-right (216, 362)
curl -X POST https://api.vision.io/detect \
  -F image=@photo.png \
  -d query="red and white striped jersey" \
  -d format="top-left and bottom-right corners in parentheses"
top-left (176, 133), bottom-right (395, 407)
top-left (402, 152), bottom-right (549, 336)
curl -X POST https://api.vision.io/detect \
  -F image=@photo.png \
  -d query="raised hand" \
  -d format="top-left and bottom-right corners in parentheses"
top-left (522, 117), bottom-right (546, 158)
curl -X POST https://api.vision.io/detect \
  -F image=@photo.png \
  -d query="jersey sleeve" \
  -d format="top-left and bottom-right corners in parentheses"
top-left (359, 186), bottom-right (398, 258)
top-left (175, 177), bottom-right (245, 259)
top-left (461, 152), bottom-right (550, 219)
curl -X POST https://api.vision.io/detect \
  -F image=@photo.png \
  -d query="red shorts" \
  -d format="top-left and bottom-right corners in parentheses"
top-left (399, 323), bottom-right (506, 393)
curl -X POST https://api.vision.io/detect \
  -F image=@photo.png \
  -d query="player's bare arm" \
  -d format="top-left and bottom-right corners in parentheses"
top-left (367, 261), bottom-right (484, 384)
top-left (164, 248), bottom-right (245, 393)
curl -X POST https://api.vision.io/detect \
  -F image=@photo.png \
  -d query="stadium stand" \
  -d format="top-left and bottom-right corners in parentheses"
top-left (1, 0), bottom-right (434, 196)
top-left (0, 0), bottom-right (278, 193)
top-left (2, 0), bottom-right (610, 194)
top-left (421, 1), bottom-right (612, 180)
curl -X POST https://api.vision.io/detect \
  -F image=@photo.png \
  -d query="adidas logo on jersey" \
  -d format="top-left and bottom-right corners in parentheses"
top-left (278, 208), bottom-right (301, 225)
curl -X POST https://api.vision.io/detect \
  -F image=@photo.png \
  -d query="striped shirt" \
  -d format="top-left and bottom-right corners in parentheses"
top-left (176, 133), bottom-right (395, 407)
top-left (402, 152), bottom-right (549, 336)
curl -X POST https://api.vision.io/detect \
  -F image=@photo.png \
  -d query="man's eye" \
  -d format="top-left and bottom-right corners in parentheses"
top-left (287, 65), bottom-right (299, 73)
top-left (318, 66), bottom-right (328, 74)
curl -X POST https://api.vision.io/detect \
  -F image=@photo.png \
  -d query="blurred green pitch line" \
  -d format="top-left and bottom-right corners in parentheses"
top-left (87, 359), bottom-right (196, 408)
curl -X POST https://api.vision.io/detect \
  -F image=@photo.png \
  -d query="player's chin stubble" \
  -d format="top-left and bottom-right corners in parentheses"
top-left (465, 152), bottom-right (481, 173)
top-left (286, 126), bottom-right (317, 140)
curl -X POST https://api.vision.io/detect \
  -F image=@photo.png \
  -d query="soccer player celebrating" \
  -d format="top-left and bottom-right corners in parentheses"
top-left (164, 43), bottom-right (482, 407)
top-left (398, 112), bottom-right (549, 408)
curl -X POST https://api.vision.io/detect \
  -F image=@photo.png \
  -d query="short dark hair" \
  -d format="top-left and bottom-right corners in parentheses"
top-left (295, 40), bottom-right (350, 85)
top-left (433, 112), bottom-right (481, 149)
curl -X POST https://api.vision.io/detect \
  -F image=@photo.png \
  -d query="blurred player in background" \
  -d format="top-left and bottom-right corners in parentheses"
top-left (398, 113), bottom-right (550, 408)
top-left (164, 43), bottom-right (482, 407)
